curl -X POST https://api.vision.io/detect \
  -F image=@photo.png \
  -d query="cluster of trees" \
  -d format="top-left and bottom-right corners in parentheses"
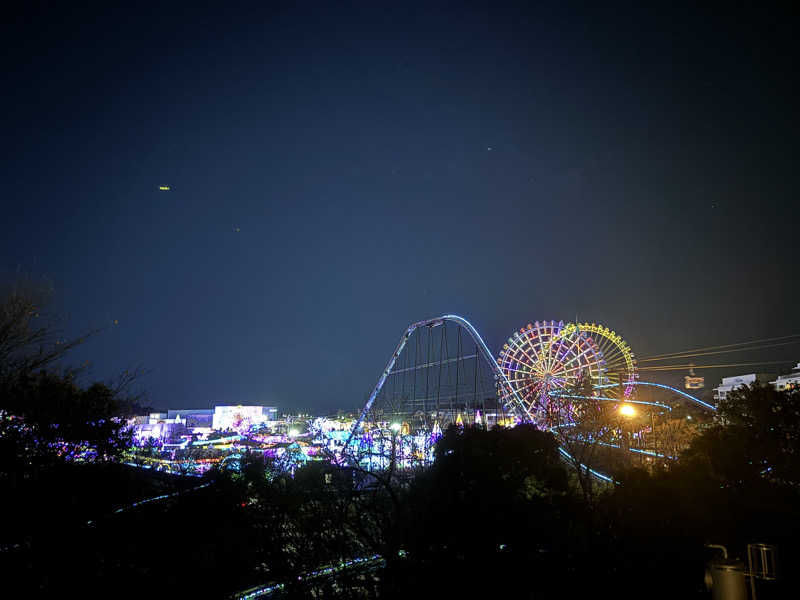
top-left (7, 384), bottom-right (798, 598)
top-left (173, 380), bottom-right (794, 599)
top-left (0, 281), bottom-right (146, 481)
top-left (691, 382), bottom-right (800, 488)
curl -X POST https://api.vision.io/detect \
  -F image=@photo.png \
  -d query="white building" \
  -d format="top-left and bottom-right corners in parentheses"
top-left (771, 363), bottom-right (800, 391)
top-left (713, 365), bottom-right (800, 403)
top-left (712, 374), bottom-right (760, 403)
top-left (137, 414), bottom-right (186, 441)
top-left (212, 405), bottom-right (278, 431)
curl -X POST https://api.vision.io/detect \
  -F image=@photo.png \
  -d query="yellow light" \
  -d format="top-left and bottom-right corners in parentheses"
top-left (619, 404), bottom-right (636, 417)
top-left (159, 185), bottom-right (170, 191)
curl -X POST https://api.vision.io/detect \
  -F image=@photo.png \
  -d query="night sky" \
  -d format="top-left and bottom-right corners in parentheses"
top-left (2, 3), bottom-right (797, 412)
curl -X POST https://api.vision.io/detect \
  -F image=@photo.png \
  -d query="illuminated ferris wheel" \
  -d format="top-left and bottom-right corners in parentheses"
top-left (554, 322), bottom-right (638, 398)
top-left (497, 320), bottom-right (606, 425)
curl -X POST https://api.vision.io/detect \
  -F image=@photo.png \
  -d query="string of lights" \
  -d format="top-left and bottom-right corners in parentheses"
top-left (86, 481), bottom-right (212, 527)
top-left (232, 554), bottom-right (388, 599)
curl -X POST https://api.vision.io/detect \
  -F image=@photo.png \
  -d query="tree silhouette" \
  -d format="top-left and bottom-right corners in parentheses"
top-left (0, 280), bottom-right (147, 478)
top-left (0, 279), bottom-right (95, 392)
top-left (545, 375), bottom-right (621, 502)
top-left (683, 382), bottom-right (800, 488)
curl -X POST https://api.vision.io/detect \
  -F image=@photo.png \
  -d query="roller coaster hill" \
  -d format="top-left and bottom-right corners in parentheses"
top-left (344, 315), bottom-right (744, 478)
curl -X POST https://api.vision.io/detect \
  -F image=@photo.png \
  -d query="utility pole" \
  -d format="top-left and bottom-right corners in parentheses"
top-left (651, 410), bottom-right (657, 462)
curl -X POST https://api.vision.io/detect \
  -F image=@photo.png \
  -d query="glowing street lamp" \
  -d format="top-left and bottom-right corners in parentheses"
top-left (618, 403), bottom-right (638, 457)
top-left (389, 422), bottom-right (402, 433)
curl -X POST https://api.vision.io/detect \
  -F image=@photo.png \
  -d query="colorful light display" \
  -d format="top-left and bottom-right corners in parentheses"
top-left (556, 322), bottom-right (638, 398)
top-left (497, 320), bottom-right (640, 427)
top-left (496, 320), bottom-right (605, 426)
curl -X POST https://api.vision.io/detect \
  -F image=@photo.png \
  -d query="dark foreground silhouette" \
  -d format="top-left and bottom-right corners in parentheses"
top-left (2, 385), bottom-right (798, 599)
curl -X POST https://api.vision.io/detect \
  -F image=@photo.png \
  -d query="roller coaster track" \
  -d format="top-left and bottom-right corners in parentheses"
top-left (346, 315), bottom-right (530, 447)
top-left (595, 381), bottom-right (716, 411)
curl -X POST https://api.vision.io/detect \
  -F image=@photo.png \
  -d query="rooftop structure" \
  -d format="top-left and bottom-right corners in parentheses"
top-left (713, 374), bottom-right (760, 403)
top-left (132, 405), bottom-right (280, 442)
top-left (712, 370), bottom-right (790, 403)
top-left (771, 363), bottom-right (800, 392)
top-left (212, 405), bottom-right (278, 432)
top-left (167, 409), bottom-right (214, 429)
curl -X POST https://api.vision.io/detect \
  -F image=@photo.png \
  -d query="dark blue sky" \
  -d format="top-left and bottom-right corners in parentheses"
top-left (2, 3), bottom-right (797, 412)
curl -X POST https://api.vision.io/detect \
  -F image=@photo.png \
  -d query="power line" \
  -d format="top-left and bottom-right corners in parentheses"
top-left (638, 339), bottom-right (800, 362)
top-left (639, 333), bottom-right (800, 361)
top-left (638, 359), bottom-right (797, 372)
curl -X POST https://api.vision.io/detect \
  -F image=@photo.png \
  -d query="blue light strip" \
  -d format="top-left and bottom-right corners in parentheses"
top-left (595, 381), bottom-right (716, 411)
top-left (591, 440), bottom-right (676, 460)
top-left (86, 481), bottom-right (212, 526)
top-left (550, 393), bottom-right (672, 411)
top-left (557, 447), bottom-right (614, 483)
top-left (233, 554), bottom-right (386, 599)
top-left (628, 446), bottom-right (676, 460)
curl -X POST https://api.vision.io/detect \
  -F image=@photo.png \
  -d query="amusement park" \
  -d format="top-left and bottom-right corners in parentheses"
top-left (107, 310), bottom-right (800, 492)
top-left (343, 315), bottom-right (720, 482)
top-left (104, 313), bottom-right (796, 598)
top-left (119, 315), bottom-right (724, 483)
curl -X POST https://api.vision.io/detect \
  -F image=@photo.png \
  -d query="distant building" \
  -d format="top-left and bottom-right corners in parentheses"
top-left (712, 374), bottom-right (768, 403)
top-left (148, 412), bottom-right (168, 424)
top-left (136, 418), bottom-right (186, 441)
top-left (212, 405), bottom-right (278, 431)
top-left (167, 408), bottom-right (214, 430)
top-left (132, 405), bottom-right (279, 439)
top-left (712, 370), bottom-right (789, 403)
top-left (771, 363), bottom-right (800, 392)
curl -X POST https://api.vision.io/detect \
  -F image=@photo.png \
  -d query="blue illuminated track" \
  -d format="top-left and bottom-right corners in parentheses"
top-left (591, 440), bottom-right (677, 460)
top-left (551, 393), bottom-right (673, 412)
top-left (557, 447), bottom-right (614, 483)
top-left (232, 553), bottom-right (387, 599)
top-left (596, 381), bottom-right (716, 411)
top-left (86, 481), bottom-right (212, 526)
